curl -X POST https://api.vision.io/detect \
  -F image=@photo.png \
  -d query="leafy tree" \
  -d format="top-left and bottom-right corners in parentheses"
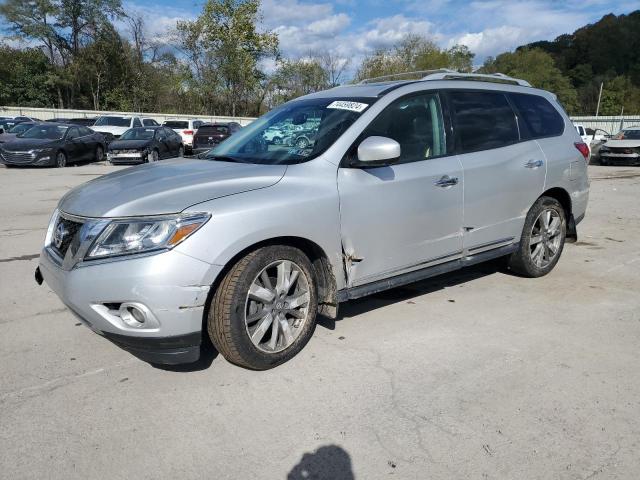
top-left (355, 34), bottom-right (474, 82)
top-left (0, 44), bottom-right (57, 107)
top-left (481, 48), bottom-right (578, 113)
top-left (270, 58), bottom-right (329, 104)
top-left (176, 0), bottom-right (278, 116)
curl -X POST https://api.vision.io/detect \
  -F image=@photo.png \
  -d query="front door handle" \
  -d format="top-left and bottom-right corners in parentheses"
top-left (525, 159), bottom-right (544, 169)
top-left (435, 175), bottom-right (459, 187)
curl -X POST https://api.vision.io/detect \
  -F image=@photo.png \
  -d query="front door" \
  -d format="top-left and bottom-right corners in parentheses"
top-left (446, 90), bottom-right (546, 252)
top-left (338, 92), bottom-right (464, 287)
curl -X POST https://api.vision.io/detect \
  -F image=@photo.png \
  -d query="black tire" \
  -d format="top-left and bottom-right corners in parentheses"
top-left (295, 136), bottom-right (309, 148)
top-left (95, 145), bottom-right (104, 162)
top-left (178, 145), bottom-right (184, 157)
top-left (55, 151), bottom-right (67, 168)
top-left (208, 245), bottom-right (318, 370)
top-left (508, 196), bottom-right (567, 277)
top-left (600, 157), bottom-right (608, 166)
top-left (273, 136), bottom-right (282, 145)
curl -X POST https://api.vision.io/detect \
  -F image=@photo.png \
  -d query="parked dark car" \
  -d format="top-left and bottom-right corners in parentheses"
top-left (0, 123), bottom-right (106, 167)
top-left (107, 126), bottom-right (184, 164)
top-left (0, 122), bottom-right (39, 143)
top-left (192, 122), bottom-right (241, 154)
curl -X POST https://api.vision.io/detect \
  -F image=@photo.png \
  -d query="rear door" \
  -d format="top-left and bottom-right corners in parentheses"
top-left (446, 90), bottom-right (546, 252)
top-left (65, 127), bottom-right (86, 161)
top-left (338, 91), bottom-right (464, 287)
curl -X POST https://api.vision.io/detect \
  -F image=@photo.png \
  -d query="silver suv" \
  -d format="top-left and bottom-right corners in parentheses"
top-left (36, 71), bottom-right (590, 370)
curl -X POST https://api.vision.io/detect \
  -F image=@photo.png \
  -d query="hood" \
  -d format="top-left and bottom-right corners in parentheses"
top-left (603, 139), bottom-right (640, 148)
top-left (108, 139), bottom-right (151, 150)
top-left (59, 158), bottom-right (287, 217)
top-left (0, 137), bottom-right (59, 151)
top-left (93, 125), bottom-right (130, 135)
top-left (0, 133), bottom-right (18, 143)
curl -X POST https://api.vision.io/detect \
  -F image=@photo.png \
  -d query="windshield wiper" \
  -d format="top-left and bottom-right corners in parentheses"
top-left (204, 155), bottom-right (245, 163)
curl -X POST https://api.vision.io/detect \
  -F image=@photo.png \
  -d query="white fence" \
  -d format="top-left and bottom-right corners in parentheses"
top-left (570, 115), bottom-right (640, 134)
top-left (0, 106), bottom-right (256, 126)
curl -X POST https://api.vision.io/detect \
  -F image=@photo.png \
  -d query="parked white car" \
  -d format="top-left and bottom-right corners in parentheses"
top-left (92, 116), bottom-right (145, 140)
top-left (598, 127), bottom-right (640, 166)
top-left (162, 119), bottom-right (205, 153)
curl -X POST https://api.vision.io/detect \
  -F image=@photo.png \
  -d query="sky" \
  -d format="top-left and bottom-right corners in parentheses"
top-left (3, 0), bottom-right (639, 70)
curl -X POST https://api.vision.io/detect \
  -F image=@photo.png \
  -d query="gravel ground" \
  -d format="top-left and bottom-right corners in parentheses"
top-left (0, 163), bottom-right (639, 479)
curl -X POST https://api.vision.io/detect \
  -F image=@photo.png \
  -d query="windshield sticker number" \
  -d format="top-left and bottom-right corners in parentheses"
top-left (327, 101), bottom-right (369, 113)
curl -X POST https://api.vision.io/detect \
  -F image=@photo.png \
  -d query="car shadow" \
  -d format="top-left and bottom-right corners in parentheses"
top-left (317, 259), bottom-right (506, 330)
top-left (287, 445), bottom-right (354, 480)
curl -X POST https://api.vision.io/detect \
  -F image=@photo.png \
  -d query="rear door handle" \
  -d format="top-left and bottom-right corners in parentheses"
top-left (525, 159), bottom-right (544, 169)
top-left (435, 175), bottom-right (459, 187)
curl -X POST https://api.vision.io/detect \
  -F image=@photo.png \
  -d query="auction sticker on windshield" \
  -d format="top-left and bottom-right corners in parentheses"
top-left (327, 101), bottom-right (369, 113)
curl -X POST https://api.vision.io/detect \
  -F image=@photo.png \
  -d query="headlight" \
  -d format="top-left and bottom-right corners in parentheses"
top-left (86, 213), bottom-right (210, 259)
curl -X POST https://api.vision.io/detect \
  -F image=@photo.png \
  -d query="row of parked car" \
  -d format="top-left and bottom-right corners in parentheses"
top-left (0, 114), bottom-right (244, 167)
top-left (574, 123), bottom-right (640, 166)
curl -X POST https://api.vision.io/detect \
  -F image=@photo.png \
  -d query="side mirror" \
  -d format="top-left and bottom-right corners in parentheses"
top-left (355, 136), bottom-right (401, 167)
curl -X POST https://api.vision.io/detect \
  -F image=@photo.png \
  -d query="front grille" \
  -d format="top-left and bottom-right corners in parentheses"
top-left (607, 147), bottom-right (638, 154)
top-left (51, 216), bottom-right (84, 258)
top-left (0, 149), bottom-right (36, 164)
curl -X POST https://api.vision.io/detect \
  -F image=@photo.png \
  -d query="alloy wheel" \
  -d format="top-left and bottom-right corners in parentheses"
top-left (56, 152), bottom-right (67, 168)
top-left (529, 208), bottom-right (562, 268)
top-left (244, 260), bottom-right (311, 353)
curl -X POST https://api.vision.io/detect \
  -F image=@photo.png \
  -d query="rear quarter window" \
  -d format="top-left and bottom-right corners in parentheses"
top-left (509, 93), bottom-right (564, 139)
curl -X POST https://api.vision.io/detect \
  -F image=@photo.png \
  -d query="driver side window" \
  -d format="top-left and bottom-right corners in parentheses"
top-left (360, 92), bottom-right (447, 164)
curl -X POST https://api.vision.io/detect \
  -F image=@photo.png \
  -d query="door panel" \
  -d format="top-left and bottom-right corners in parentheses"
top-left (337, 91), bottom-right (463, 287)
top-left (338, 159), bottom-right (463, 286)
top-left (458, 141), bottom-right (546, 250)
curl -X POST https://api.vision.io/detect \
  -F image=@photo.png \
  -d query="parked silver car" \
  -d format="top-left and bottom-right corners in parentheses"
top-left (36, 71), bottom-right (590, 369)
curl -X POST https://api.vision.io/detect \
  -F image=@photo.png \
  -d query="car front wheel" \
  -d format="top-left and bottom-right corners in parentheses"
top-left (508, 196), bottom-right (566, 277)
top-left (208, 245), bottom-right (318, 370)
top-left (55, 151), bottom-right (67, 168)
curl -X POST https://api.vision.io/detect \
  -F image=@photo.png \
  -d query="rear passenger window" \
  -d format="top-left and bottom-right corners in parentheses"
top-left (360, 92), bottom-right (447, 164)
top-left (509, 93), bottom-right (564, 139)
top-left (449, 91), bottom-right (519, 152)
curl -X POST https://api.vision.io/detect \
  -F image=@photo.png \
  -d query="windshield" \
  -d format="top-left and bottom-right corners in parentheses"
top-left (616, 129), bottom-right (640, 140)
top-left (94, 116), bottom-right (131, 127)
top-left (8, 123), bottom-right (34, 134)
top-left (119, 128), bottom-right (156, 140)
top-left (204, 97), bottom-right (373, 165)
top-left (18, 124), bottom-right (68, 140)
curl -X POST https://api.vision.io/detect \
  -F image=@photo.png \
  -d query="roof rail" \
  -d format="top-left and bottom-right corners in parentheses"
top-left (422, 71), bottom-right (531, 87)
top-left (358, 69), bottom-right (456, 85)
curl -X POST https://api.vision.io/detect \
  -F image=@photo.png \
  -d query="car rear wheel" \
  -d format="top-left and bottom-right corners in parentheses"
top-left (508, 196), bottom-right (566, 277)
top-left (208, 245), bottom-right (318, 370)
top-left (55, 151), bottom-right (67, 168)
top-left (95, 145), bottom-right (104, 162)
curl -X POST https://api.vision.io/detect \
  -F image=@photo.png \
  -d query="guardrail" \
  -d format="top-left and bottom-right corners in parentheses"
top-left (0, 106), bottom-right (257, 126)
top-left (571, 115), bottom-right (640, 134)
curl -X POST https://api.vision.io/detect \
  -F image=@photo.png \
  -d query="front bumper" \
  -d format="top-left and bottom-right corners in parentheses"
top-left (600, 152), bottom-right (640, 165)
top-left (38, 248), bottom-right (222, 364)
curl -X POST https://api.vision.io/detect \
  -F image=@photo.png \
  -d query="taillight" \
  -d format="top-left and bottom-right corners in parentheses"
top-left (574, 142), bottom-right (589, 162)
top-left (183, 130), bottom-right (194, 135)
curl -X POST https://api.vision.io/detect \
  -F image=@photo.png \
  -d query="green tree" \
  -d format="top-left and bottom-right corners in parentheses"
top-left (176, 0), bottom-right (278, 116)
top-left (0, 44), bottom-right (57, 107)
top-left (355, 34), bottom-right (474, 82)
top-left (481, 48), bottom-right (579, 113)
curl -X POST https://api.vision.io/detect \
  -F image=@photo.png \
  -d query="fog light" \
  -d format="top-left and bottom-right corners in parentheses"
top-left (119, 303), bottom-right (147, 327)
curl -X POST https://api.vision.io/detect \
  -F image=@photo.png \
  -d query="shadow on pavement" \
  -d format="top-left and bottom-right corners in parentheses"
top-left (287, 445), bottom-right (354, 480)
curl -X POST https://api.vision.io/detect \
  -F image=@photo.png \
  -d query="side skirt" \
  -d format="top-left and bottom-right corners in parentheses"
top-left (336, 243), bottom-right (517, 302)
